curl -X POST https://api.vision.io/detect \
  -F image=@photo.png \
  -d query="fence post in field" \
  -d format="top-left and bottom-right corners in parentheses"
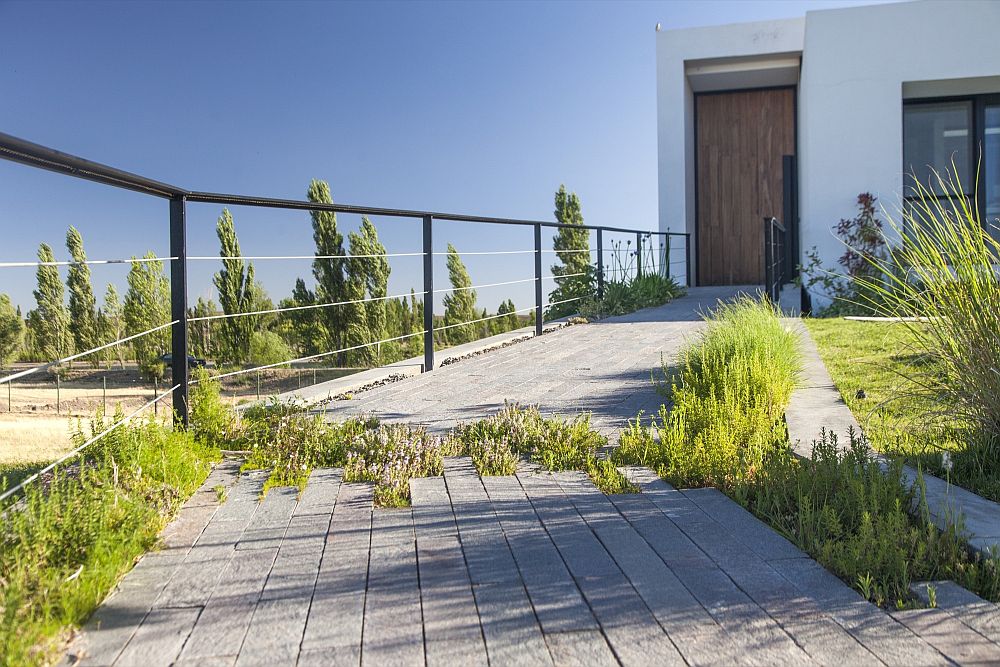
top-left (102, 376), bottom-right (107, 413)
top-left (534, 223), bottom-right (543, 336)
top-left (256, 371), bottom-right (261, 401)
top-left (422, 215), bottom-right (435, 372)
top-left (154, 377), bottom-right (159, 416)
top-left (56, 374), bottom-right (60, 415)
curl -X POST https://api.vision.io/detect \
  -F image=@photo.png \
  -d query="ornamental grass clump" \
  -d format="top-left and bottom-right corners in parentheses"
top-left (616, 296), bottom-right (799, 488)
top-left (345, 424), bottom-right (446, 506)
top-left (849, 168), bottom-right (1000, 469)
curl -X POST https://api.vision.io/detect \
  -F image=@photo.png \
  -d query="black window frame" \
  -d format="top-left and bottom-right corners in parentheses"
top-left (903, 92), bottom-right (1000, 233)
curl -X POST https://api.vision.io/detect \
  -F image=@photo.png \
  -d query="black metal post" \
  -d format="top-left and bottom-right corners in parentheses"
top-left (596, 228), bottom-right (604, 300)
top-left (685, 233), bottom-right (692, 287)
top-left (763, 217), bottom-right (773, 303)
top-left (169, 195), bottom-right (189, 427)
top-left (422, 215), bottom-right (435, 372)
top-left (534, 223), bottom-right (543, 335)
top-left (635, 232), bottom-right (643, 278)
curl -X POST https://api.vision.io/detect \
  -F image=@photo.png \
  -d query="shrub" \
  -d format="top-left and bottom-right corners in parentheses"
top-left (189, 367), bottom-right (238, 448)
top-left (578, 274), bottom-right (683, 320)
top-left (467, 437), bottom-right (519, 476)
top-left (249, 330), bottom-right (293, 367)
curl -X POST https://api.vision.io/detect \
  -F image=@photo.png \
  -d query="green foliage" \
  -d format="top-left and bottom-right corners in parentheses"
top-left (353, 217), bottom-right (390, 364)
top-left (279, 278), bottom-right (326, 357)
top-left (188, 296), bottom-right (219, 360)
top-left (97, 284), bottom-right (126, 369)
top-left (65, 227), bottom-right (99, 366)
top-left (308, 179), bottom-right (348, 356)
top-left (0, 293), bottom-right (25, 366)
top-left (615, 297), bottom-right (799, 488)
top-left (451, 402), bottom-right (635, 493)
top-left (491, 299), bottom-right (521, 335)
top-left (345, 424), bottom-right (447, 506)
top-left (798, 192), bottom-right (888, 315)
top-left (0, 415), bottom-right (218, 664)
top-left (548, 185), bottom-right (594, 318)
top-left (189, 367), bottom-right (238, 448)
top-left (578, 274), bottom-right (683, 320)
top-left (441, 243), bottom-right (478, 345)
top-left (249, 330), bottom-right (293, 366)
top-left (736, 429), bottom-right (1000, 607)
top-left (213, 209), bottom-right (260, 364)
top-left (123, 252), bottom-right (170, 378)
top-left (29, 243), bottom-right (72, 362)
top-left (849, 168), bottom-right (1000, 462)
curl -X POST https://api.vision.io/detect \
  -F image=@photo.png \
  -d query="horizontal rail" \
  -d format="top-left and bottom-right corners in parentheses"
top-left (187, 289), bottom-right (425, 322)
top-left (186, 252), bottom-right (424, 261)
top-left (0, 256), bottom-right (177, 268)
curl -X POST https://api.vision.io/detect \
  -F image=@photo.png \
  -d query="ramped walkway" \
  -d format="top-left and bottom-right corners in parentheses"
top-left (65, 288), bottom-right (1000, 666)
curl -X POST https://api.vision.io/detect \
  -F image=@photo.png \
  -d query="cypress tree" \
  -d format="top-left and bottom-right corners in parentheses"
top-left (213, 208), bottom-right (259, 365)
top-left (343, 230), bottom-right (373, 365)
top-left (124, 252), bottom-right (170, 378)
top-left (442, 244), bottom-right (478, 345)
top-left (30, 243), bottom-right (72, 362)
top-left (99, 283), bottom-right (126, 369)
top-left (0, 293), bottom-right (25, 366)
top-left (308, 180), bottom-right (347, 356)
top-left (357, 217), bottom-right (390, 363)
top-left (66, 226), bottom-right (99, 366)
top-left (548, 185), bottom-right (593, 318)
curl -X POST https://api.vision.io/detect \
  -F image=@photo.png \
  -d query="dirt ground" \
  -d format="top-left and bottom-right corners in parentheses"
top-left (0, 364), bottom-right (361, 464)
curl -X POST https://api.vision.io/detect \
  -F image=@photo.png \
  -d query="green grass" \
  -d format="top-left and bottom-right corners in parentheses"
top-left (0, 460), bottom-right (49, 490)
top-left (578, 273), bottom-right (684, 320)
top-left (803, 318), bottom-right (1000, 500)
top-left (0, 414), bottom-right (219, 665)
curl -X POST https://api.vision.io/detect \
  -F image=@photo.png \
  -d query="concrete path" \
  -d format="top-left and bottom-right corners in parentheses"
top-left (65, 458), bottom-right (985, 667)
top-left (788, 320), bottom-right (1000, 554)
top-left (313, 286), bottom-right (751, 438)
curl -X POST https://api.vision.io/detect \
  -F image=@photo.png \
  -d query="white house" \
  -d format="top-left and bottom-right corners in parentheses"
top-left (656, 0), bottom-right (1000, 306)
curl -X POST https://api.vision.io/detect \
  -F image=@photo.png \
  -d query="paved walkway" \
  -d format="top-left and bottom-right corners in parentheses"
top-left (314, 287), bottom-right (750, 437)
top-left (67, 458), bottom-right (998, 666)
top-left (64, 289), bottom-right (1000, 666)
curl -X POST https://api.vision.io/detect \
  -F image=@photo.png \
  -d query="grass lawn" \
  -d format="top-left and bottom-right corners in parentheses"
top-left (802, 317), bottom-right (1000, 499)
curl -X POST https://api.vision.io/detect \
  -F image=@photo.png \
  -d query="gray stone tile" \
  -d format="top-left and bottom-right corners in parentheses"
top-left (114, 607), bottom-right (201, 667)
top-left (543, 630), bottom-right (617, 667)
top-left (473, 583), bottom-right (553, 666)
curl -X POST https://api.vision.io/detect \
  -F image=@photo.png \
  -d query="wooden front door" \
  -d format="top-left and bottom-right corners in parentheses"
top-left (696, 88), bottom-right (795, 285)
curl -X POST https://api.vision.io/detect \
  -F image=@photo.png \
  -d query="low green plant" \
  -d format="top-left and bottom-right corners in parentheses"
top-left (452, 402), bottom-right (635, 493)
top-left (0, 413), bottom-right (218, 664)
top-left (344, 424), bottom-right (447, 506)
top-left (578, 273), bottom-right (683, 320)
top-left (189, 367), bottom-right (239, 448)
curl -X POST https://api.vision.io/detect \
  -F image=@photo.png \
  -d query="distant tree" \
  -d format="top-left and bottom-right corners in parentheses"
top-left (493, 299), bottom-right (520, 334)
top-left (308, 179), bottom-right (348, 357)
top-left (548, 185), bottom-right (593, 318)
top-left (29, 243), bottom-right (72, 362)
top-left (410, 288), bottom-right (423, 354)
top-left (350, 217), bottom-right (390, 364)
top-left (343, 231), bottom-right (373, 365)
top-left (65, 226), bottom-right (99, 366)
top-left (441, 244), bottom-right (478, 345)
top-left (98, 283), bottom-right (126, 369)
top-left (279, 278), bottom-right (325, 356)
top-left (124, 252), bottom-right (170, 378)
top-left (0, 294), bottom-right (25, 366)
top-left (189, 297), bottom-right (219, 360)
top-left (213, 209), bottom-right (259, 365)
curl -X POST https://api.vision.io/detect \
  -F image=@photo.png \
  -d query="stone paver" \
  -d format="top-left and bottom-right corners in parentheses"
top-left (65, 292), bottom-right (1000, 666)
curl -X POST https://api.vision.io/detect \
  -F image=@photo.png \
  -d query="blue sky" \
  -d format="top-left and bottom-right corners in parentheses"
top-left (0, 0), bottom-right (892, 314)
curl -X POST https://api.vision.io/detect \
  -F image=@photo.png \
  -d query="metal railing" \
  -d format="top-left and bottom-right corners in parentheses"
top-left (0, 131), bottom-right (691, 472)
top-left (763, 216), bottom-right (786, 304)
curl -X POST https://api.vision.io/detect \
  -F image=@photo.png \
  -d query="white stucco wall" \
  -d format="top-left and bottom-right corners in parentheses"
top-left (656, 0), bottom-right (1000, 299)
top-left (655, 18), bottom-right (804, 247)
top-left (799, 0), bottom-right (1000, 305)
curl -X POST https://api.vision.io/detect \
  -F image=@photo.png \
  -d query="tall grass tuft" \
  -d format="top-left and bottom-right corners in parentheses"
top-left (852, 168), bottom-right (1000, 458)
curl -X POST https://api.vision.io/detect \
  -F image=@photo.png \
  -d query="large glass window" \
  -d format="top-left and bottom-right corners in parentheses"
top-left (904, 95), bottom-right (1000, 239)
top-left (904, 101), bottom-right (973, 188)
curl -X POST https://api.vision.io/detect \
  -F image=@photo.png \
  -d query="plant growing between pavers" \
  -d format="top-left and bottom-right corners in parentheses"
top-left (578, 273), bottom-right (684, 320)
top-left (616, 295), bottom-right (1000, 607)
top-left (0, 412), bottom-right (219, 665)
top-left (450, 402), bottom-right (638, 493)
